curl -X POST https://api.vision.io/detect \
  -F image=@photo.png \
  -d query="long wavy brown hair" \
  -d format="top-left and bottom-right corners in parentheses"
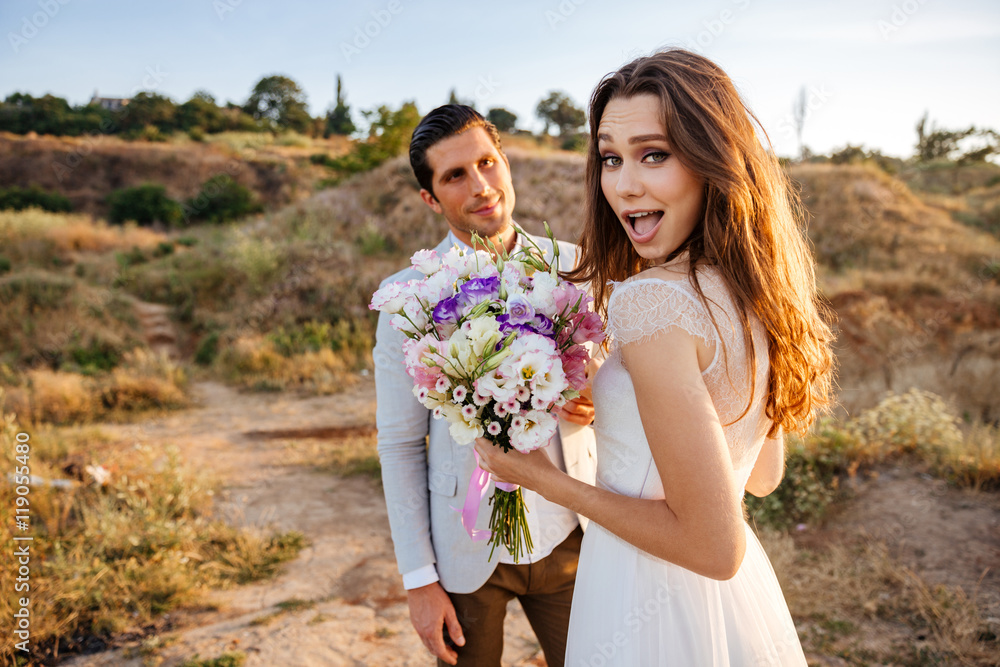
top-left (568, 49), bottom-right (835, 436)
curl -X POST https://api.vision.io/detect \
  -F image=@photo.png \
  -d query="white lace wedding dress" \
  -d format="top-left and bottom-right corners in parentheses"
top-left (564, 267), bottom-right (807, 666)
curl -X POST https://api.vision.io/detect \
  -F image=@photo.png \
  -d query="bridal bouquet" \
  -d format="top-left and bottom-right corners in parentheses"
top-left (369, 225), bottom-right (604, 561)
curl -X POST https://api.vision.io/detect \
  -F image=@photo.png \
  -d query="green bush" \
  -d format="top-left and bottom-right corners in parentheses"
top-left (107, 184), bottom-right (183, 227)
top-left (183, 175), bottom-right (262, 225)
top-left (195, 332), bottom-right (220, 366)
top-left (69, 339), bottom-right (122, 374)
top-left (0, 257), bottom-right (10, 274)
top-left (0, 186), bottom-right (72, 213)
top-left (115, 246), bottom-right (148, 268)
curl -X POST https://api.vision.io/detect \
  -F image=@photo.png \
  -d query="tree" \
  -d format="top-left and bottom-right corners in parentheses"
top-left (446, 88), bottom-right (475, 110)
top-left (177, 90), bottom-right (226, 133)
top-left (117, 92), bottom-right (178, 136)
top-left (324, 101), bottom-right (421, 177)
top-left (325, 74), bottom-right (356, 137)
top-left (914, 112), bottom-right (997, 164)
top-left (487, 107), bottom-right (518, 133)
top-left (792, 86), bottom-right (808, 159)
top-left (535, 91), bottom-right (585, 136)
top-left (244, 75), bottom-right (311, 133)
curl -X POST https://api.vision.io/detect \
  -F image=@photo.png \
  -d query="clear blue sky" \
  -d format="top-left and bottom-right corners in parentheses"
top-left (2, 0), bottom-right (998, 158)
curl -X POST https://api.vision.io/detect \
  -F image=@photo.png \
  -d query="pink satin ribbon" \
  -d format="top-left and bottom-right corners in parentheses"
top-left (458, 450), bottom-right (493, 541)
top-left (456, 450), bottom-right (522, 542)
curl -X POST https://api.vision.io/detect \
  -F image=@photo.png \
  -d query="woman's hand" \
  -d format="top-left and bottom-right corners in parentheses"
top-left (474, 437), bottom-right (560, 494)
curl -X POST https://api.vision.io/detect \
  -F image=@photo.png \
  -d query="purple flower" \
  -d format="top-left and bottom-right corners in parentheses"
top-left (506, 294), bottom-right (535, 325)
top-left (532, 314), bottom-right (555, 337)
top-left (496, 315), bottom-right (536, 339)
top-left (460, 276), bottom-right (500, 302)
top-left (432, 294), bottom-right (462, 324)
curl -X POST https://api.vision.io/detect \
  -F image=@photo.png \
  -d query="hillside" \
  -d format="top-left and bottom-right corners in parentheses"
top-left (0, 131), bottom-right (351, 217)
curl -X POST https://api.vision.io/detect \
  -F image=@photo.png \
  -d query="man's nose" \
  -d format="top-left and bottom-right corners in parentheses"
top-left (468, 167), bottom-right (491, 196)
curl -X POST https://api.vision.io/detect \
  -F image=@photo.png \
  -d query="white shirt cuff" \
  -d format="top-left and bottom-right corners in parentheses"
top-left (401, 564), bottom-right (440, 590)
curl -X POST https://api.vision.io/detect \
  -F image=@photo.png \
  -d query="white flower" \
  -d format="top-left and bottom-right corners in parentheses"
top-left (529, 360), bottom-right (567, 404)
top-left (410, 249), bottom-right (441, 275)
top-left (476, 369), bottom-right (519, 403)
top-left (446, 330), bottom-right (478, 375)
top-left (449, 418), bottom-right (484, 445)
top-left (509, 410), bottom-right (558, 453)
top-left (466, 316), bottom-right (503, 358)
top-left (402, 299), bottom-right (429, 332)
top-left (487, 422), bottom-right (502, 436)
top-left (435, 376), bottom-right (451, 393)
top-left (441, 247), bottom-right (493, 279)
top-left (526, 270), bottom-right (558, 317)
top-left (501, 262), bottom-right (526, 298)
top-left (417, 267), bottom-right (460, 306)
top-left (461, 404), bottom-right (478, 420)
top-left (370, 281), bottom-right (409, 313)
top-left (452, 385), bottom-right (468, 403)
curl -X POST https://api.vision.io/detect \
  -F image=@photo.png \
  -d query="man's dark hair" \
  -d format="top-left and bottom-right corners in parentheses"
top-left (409, 104), bottom-right (503, 198)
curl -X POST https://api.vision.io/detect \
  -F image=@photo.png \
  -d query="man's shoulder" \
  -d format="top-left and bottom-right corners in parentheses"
top-left (380, 265), bottom-right (422, 289)
top-left (379, 237), bottom-right (454, 288)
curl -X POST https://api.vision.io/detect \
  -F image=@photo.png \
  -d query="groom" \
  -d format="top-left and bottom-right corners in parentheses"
top-left (374, 105), bottom-right (597, 666)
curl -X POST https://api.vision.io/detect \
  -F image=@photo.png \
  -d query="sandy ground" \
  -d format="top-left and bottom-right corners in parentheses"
top-left (62, 378), bottom-right (548, 667)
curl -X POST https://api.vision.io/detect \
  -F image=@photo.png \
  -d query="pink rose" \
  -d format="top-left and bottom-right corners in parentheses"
top-left (560, 344), bottom-right (589, 392)
top-left (571, 311), bottom-right (606, 345)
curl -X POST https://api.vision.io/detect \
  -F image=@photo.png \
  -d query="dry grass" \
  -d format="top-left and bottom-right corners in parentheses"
top-left (747, 389), bottom-right (1000, 530)
top-left (216, 335), bottom-right (359, 394)
top-left (2, 349), bottom-right (189, 425)
top-left (761, 530), bottom-right (998, 665)
top-left (0, 415), bottom-right (304, 665)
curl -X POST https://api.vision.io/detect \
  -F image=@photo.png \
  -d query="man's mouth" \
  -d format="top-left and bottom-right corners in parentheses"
top-left (472, 198), bottom-right (501, 216)
top-left (624, 210), bottom-right (664, 241)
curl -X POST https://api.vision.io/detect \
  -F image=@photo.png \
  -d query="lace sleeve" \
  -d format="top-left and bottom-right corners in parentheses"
top-left (606, 279), bottom-right (719, 350)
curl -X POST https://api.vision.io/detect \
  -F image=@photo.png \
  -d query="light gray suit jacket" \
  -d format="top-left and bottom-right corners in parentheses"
top-left (374, 233), bottom-right (597, 594)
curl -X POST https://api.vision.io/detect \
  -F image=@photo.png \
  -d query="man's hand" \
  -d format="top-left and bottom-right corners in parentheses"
top-left (556, 395), bottom-right (595, 425)
top-left (407, 582), bottom-right (465, 665)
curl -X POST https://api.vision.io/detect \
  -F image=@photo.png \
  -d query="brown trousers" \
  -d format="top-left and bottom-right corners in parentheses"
top-left (439, 526), bottom-right (583, 667)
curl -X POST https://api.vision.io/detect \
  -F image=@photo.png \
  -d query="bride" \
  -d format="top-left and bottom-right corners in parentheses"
top-left (476, 49), bottom-right (834, 665)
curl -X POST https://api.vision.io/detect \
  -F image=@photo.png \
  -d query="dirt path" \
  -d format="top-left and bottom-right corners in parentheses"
top-left (62, 379), bottom-right (548, 667)
top-left (132, 301), bottom-right (180, 360)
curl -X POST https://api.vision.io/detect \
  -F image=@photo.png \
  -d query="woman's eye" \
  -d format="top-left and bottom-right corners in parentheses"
top-left (643, 151), bottom-right (670, 163)
top-left (601, 155), bottom-right (621, 168)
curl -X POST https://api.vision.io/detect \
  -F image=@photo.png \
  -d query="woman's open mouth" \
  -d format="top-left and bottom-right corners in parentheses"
top-left (624, 210), bottom-right (664, 243)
